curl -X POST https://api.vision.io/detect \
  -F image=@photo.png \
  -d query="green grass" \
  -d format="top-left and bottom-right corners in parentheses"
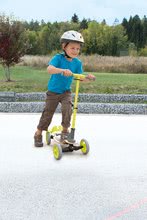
top-left (0, 65), bottom-right (147, 94)
top-left (0, 66), bottom-right (49, 92)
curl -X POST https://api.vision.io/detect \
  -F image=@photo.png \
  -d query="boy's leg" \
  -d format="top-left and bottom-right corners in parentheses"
top-left (34, 91), bottom-right (60, 147)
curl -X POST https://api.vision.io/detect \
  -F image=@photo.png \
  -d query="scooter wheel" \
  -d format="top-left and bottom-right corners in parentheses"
top-left (46, 131), bottom-right (51, 145)
top-left (53, 143), bottom-right (62, 160)
top-left (80, 139), bottom-right (90, 155)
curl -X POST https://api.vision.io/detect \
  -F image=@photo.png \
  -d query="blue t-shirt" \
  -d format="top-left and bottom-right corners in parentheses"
top-left (48, 54), bottom-right (83, 94)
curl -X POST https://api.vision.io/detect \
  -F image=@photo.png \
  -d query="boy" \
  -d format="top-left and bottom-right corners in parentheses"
top-left (34, 30), bottom-right (95, 147)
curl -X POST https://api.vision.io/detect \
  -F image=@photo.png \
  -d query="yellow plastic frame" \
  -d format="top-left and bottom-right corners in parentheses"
top-left (71, 74), bottom-right (85, 129)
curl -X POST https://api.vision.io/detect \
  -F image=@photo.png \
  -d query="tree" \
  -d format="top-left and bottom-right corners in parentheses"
top-left (80, 18), bottom-right (88, 30)
top-left (82, 21), bottom-right (127, 56)
top-left (28, 19), bottom-right (40, 31)
top-left (142, 16), bottom-right (147, 46)
top-left (131, 15), bottom-right (143, 49)
top-left (38, 25), bottom-right (51, 54)
top-left (0, 14), bottom-right (29, 81)
top-left (71, 13), bottom-right (79, 23)
top-left (113, 18), bottom-right (119, 26)
top-left (124, 15), bottom-right (143, 50)
top-left (26, 30), bottom-right (40, 55)
top-left (101, 19), bottom-right (106, 25)
top-left (122, 18), bottom-right (128, 32)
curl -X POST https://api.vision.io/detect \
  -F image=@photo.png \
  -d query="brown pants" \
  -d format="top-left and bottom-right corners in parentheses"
top-left (37, 91), bottom-right (72, 131)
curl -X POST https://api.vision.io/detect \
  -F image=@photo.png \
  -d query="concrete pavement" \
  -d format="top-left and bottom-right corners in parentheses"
top-left (0, 113), bottom-right (147, 220)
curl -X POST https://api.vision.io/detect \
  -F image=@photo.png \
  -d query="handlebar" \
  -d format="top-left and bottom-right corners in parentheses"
top-left (72, 73), bottom-right (95, 81)
top-left (72, 73), bottom-right (85, 80)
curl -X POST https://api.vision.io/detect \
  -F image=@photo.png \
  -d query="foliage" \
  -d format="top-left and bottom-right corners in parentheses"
top-left (1, 13), bottom-right (147, 61)
top-left (122, 15), bottom-right (147, 50)
top-left (139, 46), bottom-right (147, 57)
top-left (128, 43), bottom-right (137, 56)
top-left (20, 14), bottom-right (147, 56)
top-left (82, 21), bottom-right (128, 56)
top-left (80, 18), bottom-right (89, 30)
top-left (25, 30), bottom-right (39, 55)
top-left (7, 13), bottom-right (145, 57)
top-left (26, 21), bottom-right (80, 55)
top-left (71, 13), bottom-right (79, 23)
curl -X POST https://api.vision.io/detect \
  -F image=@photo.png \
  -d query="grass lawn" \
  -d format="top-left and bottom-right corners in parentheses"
top-left (0, 65), bottom-right (147, 94)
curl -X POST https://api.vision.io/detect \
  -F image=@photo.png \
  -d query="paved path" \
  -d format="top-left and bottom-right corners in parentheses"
top-left (0, 113), bottom-right (147, 220)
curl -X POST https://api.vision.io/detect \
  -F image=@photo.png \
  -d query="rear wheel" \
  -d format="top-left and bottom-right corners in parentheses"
top-left (80, 139), bottom-right (90, 155)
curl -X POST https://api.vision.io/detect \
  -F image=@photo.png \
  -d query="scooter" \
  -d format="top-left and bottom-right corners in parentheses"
top-left (46, 73), bottom-right (90, 160)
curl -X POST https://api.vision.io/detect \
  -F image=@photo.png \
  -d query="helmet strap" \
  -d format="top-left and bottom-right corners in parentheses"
top-left (63, 50), bottom-right (72, 59)
top-left (62, 42), bottom-right (72, 59)
top-left (61, 42), bottom-right (72, 59)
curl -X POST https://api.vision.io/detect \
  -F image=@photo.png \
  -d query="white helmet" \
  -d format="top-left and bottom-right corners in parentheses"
top-left (60, 30), bottom-right (84, 44)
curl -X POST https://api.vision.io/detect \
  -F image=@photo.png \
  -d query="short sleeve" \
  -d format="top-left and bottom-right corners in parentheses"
top-left (48, 54), bottom-right (60, 67)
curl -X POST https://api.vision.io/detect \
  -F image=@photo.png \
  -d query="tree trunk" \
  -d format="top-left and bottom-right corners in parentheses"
top-left (4, 65), bottom-right (11, 81)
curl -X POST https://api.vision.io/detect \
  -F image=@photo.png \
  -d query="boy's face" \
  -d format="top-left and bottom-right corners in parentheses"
top-left (63, 42), bottom-right (81, 58)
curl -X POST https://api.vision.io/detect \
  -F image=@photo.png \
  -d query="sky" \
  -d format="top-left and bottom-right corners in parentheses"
top-left (0, 0), bottom-right (147, 25)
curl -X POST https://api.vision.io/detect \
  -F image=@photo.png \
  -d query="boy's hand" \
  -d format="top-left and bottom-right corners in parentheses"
top-left (86, 74), bottom-right (96, 81)
top-left (62, 69), bottom-right (72, 76)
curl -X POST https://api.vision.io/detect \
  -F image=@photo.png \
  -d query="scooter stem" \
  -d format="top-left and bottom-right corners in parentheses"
top-left (71, 74), bottom-right (85, 129)
top-left (67, 74), bottom-right (85, 142)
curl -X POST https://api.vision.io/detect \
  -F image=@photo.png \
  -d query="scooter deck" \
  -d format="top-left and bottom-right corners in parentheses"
top-left (53, 135), bottom-right (83, 152)
top-left (52, 132), bottom-right (75, 143)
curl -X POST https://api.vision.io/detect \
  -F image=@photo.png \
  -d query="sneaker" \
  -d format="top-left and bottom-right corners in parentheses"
top-left (34, 134), bottom-right (43, 147)
top-left (60, 132), bottom-right (69, 143)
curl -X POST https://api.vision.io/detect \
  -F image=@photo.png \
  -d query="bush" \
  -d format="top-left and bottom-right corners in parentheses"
top-left (139, 46), bottom-right (147, 57)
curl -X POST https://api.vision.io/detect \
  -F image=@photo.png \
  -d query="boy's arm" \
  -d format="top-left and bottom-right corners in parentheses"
top-left (47, 65), bottom-right (72, 76)
top-left (81, 73), bottom-right (96, 82)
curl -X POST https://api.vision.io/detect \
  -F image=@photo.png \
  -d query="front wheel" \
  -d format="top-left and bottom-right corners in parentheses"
top-left (80, 139), bottom-right (90, 155)
top-left (53, 143), bottom-right (62, 160)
